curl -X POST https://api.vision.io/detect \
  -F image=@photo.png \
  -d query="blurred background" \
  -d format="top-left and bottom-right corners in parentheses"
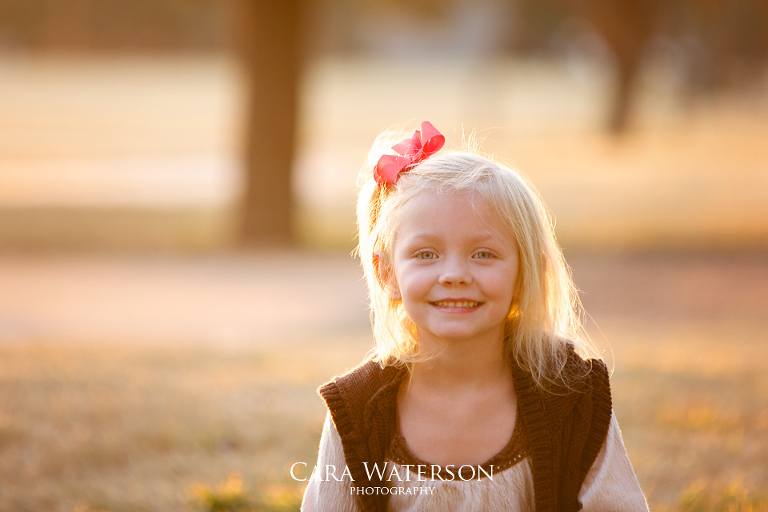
top-left (0, 0), bottom-right (766, 511)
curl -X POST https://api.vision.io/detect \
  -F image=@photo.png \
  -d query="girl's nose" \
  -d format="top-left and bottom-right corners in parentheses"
top-left (438, 258), bottom-right (472, 286)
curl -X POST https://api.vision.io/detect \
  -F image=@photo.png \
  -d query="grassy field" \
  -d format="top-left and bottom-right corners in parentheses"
top-left (1, 251), bottom-right (766, 511)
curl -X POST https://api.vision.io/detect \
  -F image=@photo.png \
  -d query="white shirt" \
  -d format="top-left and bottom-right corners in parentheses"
top-left (301, 410), bottom-right (649, 511)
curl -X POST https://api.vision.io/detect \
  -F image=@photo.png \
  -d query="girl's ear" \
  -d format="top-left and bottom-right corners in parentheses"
top-left (373, 251), bottom-right (401, 300)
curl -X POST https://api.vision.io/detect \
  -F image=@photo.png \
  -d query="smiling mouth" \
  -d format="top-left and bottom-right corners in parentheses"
top-left (430, 301), bottom-right (482, 308)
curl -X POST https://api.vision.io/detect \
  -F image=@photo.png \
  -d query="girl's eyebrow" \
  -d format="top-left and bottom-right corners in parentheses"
top-left (404, 232), bottom-right (504, 244)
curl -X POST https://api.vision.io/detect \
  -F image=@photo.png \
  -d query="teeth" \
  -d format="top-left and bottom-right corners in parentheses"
top-left (434, 301), bottom-right (479, 308)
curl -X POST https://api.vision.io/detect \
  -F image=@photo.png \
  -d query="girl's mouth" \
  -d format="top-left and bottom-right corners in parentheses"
top-left (430, 301), bottom-right (481, 308)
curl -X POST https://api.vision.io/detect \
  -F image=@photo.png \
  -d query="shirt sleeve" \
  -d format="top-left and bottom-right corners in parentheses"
top-left (577, 411), bottom-right (649, 511)
top-left (301, 411), bottom-right (361, 512)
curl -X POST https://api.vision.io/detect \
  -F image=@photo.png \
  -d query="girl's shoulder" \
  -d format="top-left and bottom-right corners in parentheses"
top-left (318, 356), bottom-right (406, 402)
top-left (567, 342), bottom-right (609, 384)
top-left (512, 341), bottom-right (612, 429)
top-left (551, 339), bottom-right (611, 394)
top-left (317, 357), bottom-right (407, 434)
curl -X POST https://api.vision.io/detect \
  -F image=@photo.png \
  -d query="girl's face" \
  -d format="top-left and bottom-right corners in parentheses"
top-left (387, 189), bottom-right (519, 349)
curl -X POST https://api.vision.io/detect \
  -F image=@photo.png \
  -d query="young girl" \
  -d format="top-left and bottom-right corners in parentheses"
top-left (301, 122), bottom-right (648, 511)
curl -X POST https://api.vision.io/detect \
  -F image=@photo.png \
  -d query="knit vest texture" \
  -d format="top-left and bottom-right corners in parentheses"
top-left (318, 348), bottom-right (612, 512)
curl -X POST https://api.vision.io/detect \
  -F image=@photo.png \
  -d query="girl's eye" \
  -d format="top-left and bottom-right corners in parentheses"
top-left (474, 251), bottom-right (494, 259)
top-left (416, 251), bottom-right (437, 260)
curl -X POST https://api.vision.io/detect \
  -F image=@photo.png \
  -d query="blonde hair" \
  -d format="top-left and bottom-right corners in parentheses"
top-left (356, 131), bottom-right (599, 390)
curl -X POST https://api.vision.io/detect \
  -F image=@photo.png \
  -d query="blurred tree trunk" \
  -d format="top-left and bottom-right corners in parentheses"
top-left (571, 0), bottom-right (659, 133)
top-left (233, 0), bottom-right (302, 246)
top-left (43, 0), bottom-right (95, 51)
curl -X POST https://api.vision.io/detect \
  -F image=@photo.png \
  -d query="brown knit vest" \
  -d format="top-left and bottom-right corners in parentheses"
top-left (319, 348), bottom-right (612, 512)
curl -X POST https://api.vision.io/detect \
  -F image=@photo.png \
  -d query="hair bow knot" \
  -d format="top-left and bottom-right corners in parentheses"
top-left (374, 121), bottom-right (445, 186)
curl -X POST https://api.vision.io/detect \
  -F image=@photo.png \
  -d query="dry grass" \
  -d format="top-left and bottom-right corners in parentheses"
top-left (1, 251), bottom-right (766, 511)
top-left (0, 334), bottom-right (366, 512)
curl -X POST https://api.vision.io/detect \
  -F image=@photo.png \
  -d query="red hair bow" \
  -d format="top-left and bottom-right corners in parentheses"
top-left (374, 121), bottom-right (445, 186)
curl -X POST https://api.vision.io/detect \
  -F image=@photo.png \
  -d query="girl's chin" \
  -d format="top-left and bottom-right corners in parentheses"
top-left (415, 330), bottom-right (506, 347)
